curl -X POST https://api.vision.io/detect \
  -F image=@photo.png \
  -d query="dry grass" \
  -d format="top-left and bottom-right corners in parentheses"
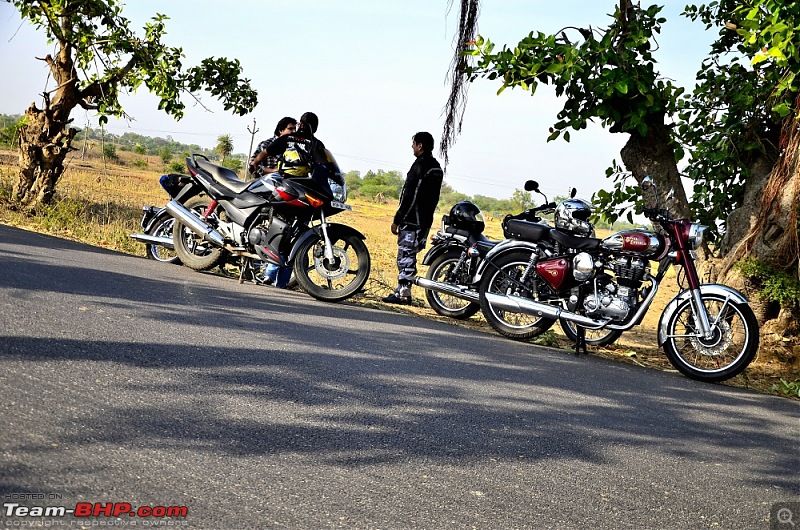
top-left (0, 147), bottom-right (797, 398)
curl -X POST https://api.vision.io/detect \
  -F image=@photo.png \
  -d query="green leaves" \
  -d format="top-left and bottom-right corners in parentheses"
top-left (10, 0), bottom-right (258, 124)
top-left (467, 3), bottom-right (678, 147)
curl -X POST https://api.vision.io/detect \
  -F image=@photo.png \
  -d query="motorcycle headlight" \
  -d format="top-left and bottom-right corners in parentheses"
top-left (329, 179), bottom-right (347, 203)
top-left (688, 223), bottom-right (707, 250)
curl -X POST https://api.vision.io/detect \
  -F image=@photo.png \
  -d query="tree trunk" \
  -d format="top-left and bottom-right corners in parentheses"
top-left (13, 43), bottom-right (81, 210)
top-left (709, 124), bottom-right (799, 334)
top-left (618, 119), bottom-right (690, 219)
top-left (12, 99), bottom-right (77, 209)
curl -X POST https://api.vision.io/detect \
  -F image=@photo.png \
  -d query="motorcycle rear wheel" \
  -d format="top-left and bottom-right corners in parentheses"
top-left (662, 293), bottom-right (759, 382)
top-left (425, 249), bottom-right (480, 319)
top-left (478, 251), bottom-right (556, 341)
top-left (559, 319), bottom-right (623, 348)
top-left (172, 196), bottom-right (228, 271)
top-left (145, 212), bottom-right (180, 264)
top-left (293, 231), bottom-right (370, 302)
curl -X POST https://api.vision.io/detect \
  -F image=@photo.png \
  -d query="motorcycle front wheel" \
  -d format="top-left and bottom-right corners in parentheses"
top-left (478, 250), bottom-right (556, 341)
top-left (662, 293), bottom-right (759, 382)
top-left (172, 196), bottom-right (228, 271)
top-left (425, 249), bottom-right (480, 319)
top-left (559, 319), bottom-right (623, 348)
top-left (145, 212), bottom-right (180, 264)
top-left (293, 231), bottom-right (370, 302)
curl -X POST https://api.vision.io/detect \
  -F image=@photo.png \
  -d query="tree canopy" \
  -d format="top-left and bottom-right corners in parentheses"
top-left (443, 0), bottom-right (800, 331)
top-left (8, 0), bottom-right (257, 207)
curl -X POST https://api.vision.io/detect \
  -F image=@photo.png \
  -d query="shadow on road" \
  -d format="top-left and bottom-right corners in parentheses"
top-left (1, 224), bottom-right (798, 502)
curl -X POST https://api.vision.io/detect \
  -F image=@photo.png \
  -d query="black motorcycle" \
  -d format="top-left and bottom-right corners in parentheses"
top-left (164, 150), bottom-right (370, 303)
top-left (131, 174), bottom-right (195, 265)
top-left (414, 181), bottom-right (551, 319)
top-left (132, 175), bottom-right (298, 287)
top-left (415, 181), bottom-right (621, 346)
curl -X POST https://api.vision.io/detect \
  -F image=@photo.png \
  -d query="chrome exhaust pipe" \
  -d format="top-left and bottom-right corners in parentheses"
top-left (413, 277), bottom-right (480, 303)
top-left (483, 292), bottom-right (608, 329)
top-left (130, 233), bottom-right (174, 249)
top-left (165, 200), bottom-right (225, 247)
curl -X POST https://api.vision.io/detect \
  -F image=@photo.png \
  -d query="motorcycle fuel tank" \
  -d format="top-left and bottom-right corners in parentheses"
top-left (601, 230), bottom-right (664, 257)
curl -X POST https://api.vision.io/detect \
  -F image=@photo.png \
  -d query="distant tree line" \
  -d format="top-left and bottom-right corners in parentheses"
top-left (0, 113), bottom-right (634, 227)
top-left (344, 168), bottom-right (639, 228)
top-left (0, 113), bottom-right (221, 158)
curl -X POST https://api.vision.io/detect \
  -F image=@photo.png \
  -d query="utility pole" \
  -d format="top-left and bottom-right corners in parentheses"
top-left (81, 121), bottom-right (89, 160)
top-left (246, 118), bottom-right (259, 181)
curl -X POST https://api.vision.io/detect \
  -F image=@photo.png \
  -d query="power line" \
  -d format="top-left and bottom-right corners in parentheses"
top-left (96, 123), bottom-right (570, 197)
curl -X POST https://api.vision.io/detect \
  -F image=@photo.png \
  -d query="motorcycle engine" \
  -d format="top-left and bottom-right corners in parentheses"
top-left (248, 213), bottom-right (292, 262)
top-left (580, 257), bottom-right (649, 321)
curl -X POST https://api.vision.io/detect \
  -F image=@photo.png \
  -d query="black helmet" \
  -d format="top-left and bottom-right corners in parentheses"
top-left (447, 201), bottom-right (485, 233)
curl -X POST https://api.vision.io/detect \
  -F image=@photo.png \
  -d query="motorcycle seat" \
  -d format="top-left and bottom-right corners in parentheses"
top-left (467, 233), bottom-right (500, 254)
top-left (504, 219), bottom-right (551, 242)
top-left (195, 158), bottom-right (251, 194)
top-left (474, 240), bottom-right (499, 254)
top-left (551, 229), bottom-right (602, 250)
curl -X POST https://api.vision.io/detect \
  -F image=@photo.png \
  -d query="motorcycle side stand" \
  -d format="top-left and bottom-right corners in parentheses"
top-left (574, 326), bottom-right (587, 356)
top-left (237, 257), bottom-right (265, 285)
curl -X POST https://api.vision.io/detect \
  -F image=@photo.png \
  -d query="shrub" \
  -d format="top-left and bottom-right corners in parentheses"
top-left (736, 258), bottom-right (800, 307)
top-left (103, 144), bottom-right (118, 161)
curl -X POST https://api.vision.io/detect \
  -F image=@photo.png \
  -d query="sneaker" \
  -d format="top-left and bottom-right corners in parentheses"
top-left (382, 293), bottom-right (412, 305)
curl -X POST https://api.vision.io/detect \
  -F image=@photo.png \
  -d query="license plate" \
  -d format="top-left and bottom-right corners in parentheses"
top-left (330, 201), bottom-right (352, 211)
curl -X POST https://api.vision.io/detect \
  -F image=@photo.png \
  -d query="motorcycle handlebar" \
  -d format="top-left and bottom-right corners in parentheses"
top-left (531, 202), bottom-right (556, 213)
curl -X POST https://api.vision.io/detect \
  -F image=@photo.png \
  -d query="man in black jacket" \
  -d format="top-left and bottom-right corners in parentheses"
top-left (383, 132), bottom-right (444, 305)
top-left (258, 111), bottom-right (325, 177)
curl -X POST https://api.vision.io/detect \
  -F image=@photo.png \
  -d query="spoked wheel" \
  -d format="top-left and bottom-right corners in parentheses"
top-left (662, 293), bottom-right (759, 382)
top-left (425, 249), bottom-right (480, 319)
top-left (293, 231), bottom-right (370, 302)
top-left (478, 251), bottom-right (556, 341)
top-left (145, 213), bottom-right (181, 264)
top-left (559, 319), bottom-right (623, 347)
top-left (172, 196), bottom-right (228, 271)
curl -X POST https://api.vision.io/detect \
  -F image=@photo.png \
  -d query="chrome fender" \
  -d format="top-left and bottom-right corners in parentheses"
top-left (421, 240), bottom-right (466, 266)
top-left (657, 284), bottom-right (750, 346)
top-left (474, 239), bottom-right (544, 281)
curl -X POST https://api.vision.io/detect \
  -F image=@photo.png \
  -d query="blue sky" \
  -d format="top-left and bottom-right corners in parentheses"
top-left (0, 1), bottom-right (715, 200)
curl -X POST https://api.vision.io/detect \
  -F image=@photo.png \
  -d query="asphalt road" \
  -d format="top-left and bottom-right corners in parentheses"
top-left (0, 224), bottom-right (798, 529)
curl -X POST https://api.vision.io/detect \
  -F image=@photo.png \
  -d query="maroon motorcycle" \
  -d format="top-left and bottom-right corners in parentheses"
top-left (478, 177), bottom-right (759, 383)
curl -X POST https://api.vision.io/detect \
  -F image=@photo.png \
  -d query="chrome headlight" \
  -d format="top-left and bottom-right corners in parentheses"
top-left (329, 179), bottom-right (347, 203)
top-left (688, 224), bottom-right (707, 250)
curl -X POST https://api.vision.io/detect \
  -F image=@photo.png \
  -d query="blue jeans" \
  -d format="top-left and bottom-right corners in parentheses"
top-left (265, 262), bottom-right (293, 288)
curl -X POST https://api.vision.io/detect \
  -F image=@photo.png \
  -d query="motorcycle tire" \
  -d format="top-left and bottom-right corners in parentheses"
top-left (559, 319), bottom-right (623, 348)
top-left (478, 250), bottom-right (556, 341)
top-left (144, 212), bottom-right (181, 265)
top-left (662, 293), bottom-right (759, 382)
top-left (424, 249), bottom-right (480, 320)
top-left (293, 231), bottom-right (370, 302)
top-left (172, 196), bottom-right (228, 271)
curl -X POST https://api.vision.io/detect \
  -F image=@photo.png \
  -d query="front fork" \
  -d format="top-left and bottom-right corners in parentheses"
top-left (318, 211), bottom-right (335, 261)
top-left (690, 289), bottom-right (714, 339)
top-left (677, 250), bottom-right (716, 340)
